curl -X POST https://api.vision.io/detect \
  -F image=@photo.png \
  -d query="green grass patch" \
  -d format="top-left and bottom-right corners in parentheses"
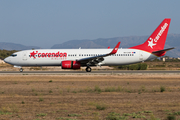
top-left (173, 111), bottom-right (180, 115)
top-left (106, 111), bottom-right (155, 120)
top-left (67, 88), bottom-right (70, 92)
top-left (105, 87), bottom-right (116, 92)
top-left (96, 103), bottom-right (107, 110)
top-left (36, 113), bottom-right (47, 117)
top-left (94, 85), bottom-right (102, 93)
top-left (106, 112), bottom-right (128, 120)
top-left (59, 90), bottom-right (63, 94)
top-left (49, 90), bottom-right (53, 93)
top-left (32, 88), bottom-right (35, 92)
top-left (39, 97), bottom-right (44, 102)
top-left (56, 117), bottom-right (78, 120)
top-left (144, 110), bottom-right (152, 113)
top-left (49, 80), bottom-right (53, 82)
top-left (72, 91), bottom-right (77, 93)
top-left (0, 111), bottom-right (12, 115)
top-left (150, 113), bottom-right (161, 120)
top-left (160, 86), bottom-right (166, 92)
top-left (117, 86), bottom-right (123, 92)
top-left (85, 87), bottom-right (93, 92)
top-left (167, 115), bottom-right (176, 120)
top-left (22, 101), bottom-right (25, 104)
top-left (140, 85), bottom-right (146, 92)
top-left (68, 113), bottom-right (81, 117)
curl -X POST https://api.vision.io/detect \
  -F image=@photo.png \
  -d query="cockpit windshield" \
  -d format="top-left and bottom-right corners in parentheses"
top-left (11, 54), bottom-right (17, 57)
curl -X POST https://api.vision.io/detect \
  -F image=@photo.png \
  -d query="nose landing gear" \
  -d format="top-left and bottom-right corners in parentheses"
top-left (14, 66), bottom-right (23, 72)
top-left (86, 67), bottom-right (91, 72)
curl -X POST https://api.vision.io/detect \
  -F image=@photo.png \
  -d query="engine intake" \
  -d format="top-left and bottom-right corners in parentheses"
top-left (61, 61), bottom-right (81, 69)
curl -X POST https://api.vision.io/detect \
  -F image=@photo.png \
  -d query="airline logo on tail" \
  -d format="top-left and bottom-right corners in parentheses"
top-left (148, 23), bottom-right (168, 49)
top-left (148, 38), bottom-right (156, 49)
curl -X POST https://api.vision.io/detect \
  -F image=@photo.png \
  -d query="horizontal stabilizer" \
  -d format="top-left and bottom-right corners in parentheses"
top-left (152, 47), bottom-right (175, 53)
top-left (152, 47), bottom-right (175, 57)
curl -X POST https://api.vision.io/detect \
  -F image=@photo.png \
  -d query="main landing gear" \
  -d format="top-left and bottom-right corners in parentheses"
top-left (86, 67), bottom-right (91, 72)
top-left (20, 68), bottom-right (23, 72)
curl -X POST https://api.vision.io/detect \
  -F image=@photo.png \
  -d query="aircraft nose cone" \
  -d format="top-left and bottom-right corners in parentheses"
top-left (4, 58), bottom-right (7, 63)
top-left (4, 58), bottom-right (10, 63)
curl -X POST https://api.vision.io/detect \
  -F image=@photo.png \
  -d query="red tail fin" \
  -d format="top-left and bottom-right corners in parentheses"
top-left (129, 18), bottom-right (171, 53)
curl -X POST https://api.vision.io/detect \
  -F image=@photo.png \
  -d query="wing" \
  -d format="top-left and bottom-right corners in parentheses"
top-left (77, 42), bottom-right (121, 66)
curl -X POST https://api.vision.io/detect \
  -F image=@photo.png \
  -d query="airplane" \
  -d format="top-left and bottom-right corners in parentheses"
top-left (4, 18), bottom-right (174, 72)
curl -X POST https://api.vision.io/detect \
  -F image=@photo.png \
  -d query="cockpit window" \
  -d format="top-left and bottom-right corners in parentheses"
top-left (11, 54), bottom-right (17, 57)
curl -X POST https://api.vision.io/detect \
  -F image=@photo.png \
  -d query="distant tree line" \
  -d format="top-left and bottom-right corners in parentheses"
top-left (113, 63), bottom-right (148, 70)
top-left (147, 58), bottom-right (180, 62)
top-left (0, 50), bottom-right (17, 60)
top-left (165, 59), bottom-right (180, 62)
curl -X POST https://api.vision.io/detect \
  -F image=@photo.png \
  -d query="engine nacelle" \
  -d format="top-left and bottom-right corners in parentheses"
top-left (61, 61), bottom-right (81, 69)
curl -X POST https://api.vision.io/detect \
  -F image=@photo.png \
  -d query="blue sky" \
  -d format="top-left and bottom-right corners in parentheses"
top-left (0, 0), bottom-right (180, 48)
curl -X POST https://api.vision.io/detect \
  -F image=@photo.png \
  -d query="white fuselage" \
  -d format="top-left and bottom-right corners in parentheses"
top-left (4, 48), bottom-right (156, 67)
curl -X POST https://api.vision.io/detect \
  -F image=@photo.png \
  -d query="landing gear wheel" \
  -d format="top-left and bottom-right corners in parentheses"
top-left (86, 67), bottom-right (91, 72)
top-left (20, 68), bottom-right (23, 72)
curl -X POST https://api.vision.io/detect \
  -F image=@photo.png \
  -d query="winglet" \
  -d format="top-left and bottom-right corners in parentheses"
top-left (110, 42), bottom-right (121, 54)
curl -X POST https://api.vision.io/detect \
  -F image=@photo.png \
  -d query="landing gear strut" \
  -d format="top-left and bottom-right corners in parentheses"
top-left (86, 67), bottom-right (91, 72)
top-left (20, 68), bottom-right (23, 72)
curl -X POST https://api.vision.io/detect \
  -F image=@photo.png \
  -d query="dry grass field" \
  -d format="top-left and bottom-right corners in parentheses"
top-left (0, 74), bottom-right (180, 120)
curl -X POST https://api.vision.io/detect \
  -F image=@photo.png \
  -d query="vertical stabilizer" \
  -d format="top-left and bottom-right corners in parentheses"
top-left (129, 18), bottom-right (171, 53)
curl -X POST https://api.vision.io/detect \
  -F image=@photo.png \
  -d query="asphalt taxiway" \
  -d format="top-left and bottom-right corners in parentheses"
top-left (0, 70), bottom-right (180, 74)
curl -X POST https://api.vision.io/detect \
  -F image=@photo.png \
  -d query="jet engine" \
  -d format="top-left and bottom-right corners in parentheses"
top-left (61, 61), bottom-right (81, 69)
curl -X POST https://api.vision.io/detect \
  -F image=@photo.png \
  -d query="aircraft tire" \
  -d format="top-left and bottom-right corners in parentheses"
top-left (86, 67), bottom-right (91, 72)
top-left (20, 68), bottom-right (23, 72)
